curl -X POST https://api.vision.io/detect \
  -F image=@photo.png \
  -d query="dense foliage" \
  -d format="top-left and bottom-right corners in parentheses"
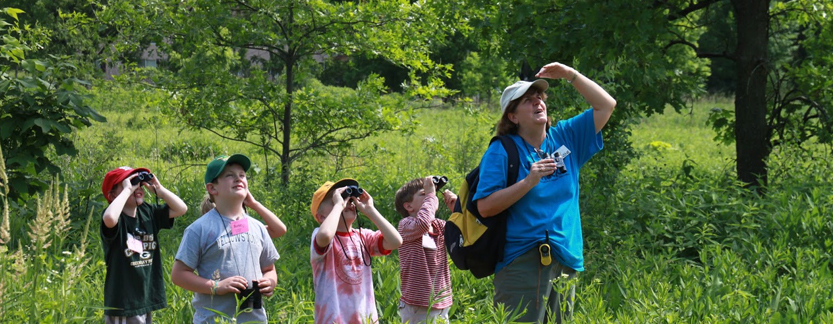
top-left (0, 8), bottom-right (105, 201)
top-left (456, 0), bottom-right (833, 188)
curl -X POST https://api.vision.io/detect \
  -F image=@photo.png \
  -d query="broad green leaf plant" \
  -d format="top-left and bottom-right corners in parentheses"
top-left (0, 8), bottom-right (106, 201)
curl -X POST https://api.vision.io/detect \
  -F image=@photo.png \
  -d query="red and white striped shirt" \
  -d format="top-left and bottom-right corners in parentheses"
top-left (397, 194), bottom-right (453, 309)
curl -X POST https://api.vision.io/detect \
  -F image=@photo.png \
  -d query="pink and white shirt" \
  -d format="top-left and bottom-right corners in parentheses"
top-left (310, 227), bottom-right (391, 324)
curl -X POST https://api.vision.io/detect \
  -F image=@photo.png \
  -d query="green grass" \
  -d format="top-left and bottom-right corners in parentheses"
top-left (1, 84), bottom-right (831, 323)
top-left (628, 97), bottom-right (735, 175)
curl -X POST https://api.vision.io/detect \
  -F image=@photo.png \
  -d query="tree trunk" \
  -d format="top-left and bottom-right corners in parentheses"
top-left (731, 0), bottom-right (770, 189)
top-left (281, 61), bottom-right (293, 186)
top-left (279, 4), bottom-right (295, 187)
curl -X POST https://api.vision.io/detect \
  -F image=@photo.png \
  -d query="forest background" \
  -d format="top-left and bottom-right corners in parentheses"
top-left (1, 0), bottom-right (832, 322)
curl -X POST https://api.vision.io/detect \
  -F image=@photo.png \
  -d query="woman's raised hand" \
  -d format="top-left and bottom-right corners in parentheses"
top-left (535, 62), bottom-right (576, 81)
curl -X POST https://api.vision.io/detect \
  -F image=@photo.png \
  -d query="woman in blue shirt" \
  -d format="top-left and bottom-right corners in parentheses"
top-left (474, 62), bottom-right (616, 323)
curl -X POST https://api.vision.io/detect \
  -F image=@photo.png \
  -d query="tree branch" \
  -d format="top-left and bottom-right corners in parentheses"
top-left (791, 96), bottom-right (829, 124)
top-left (228, 0), bottom-right (291, 42)
top-left (667, 0), bottom-right (722, 21)
top-left (289, 128), bottom-right (376, 163)
top-left (663, 39), bottom-right (735, 60)
top-left (191, 123), bottom-right (267, 150)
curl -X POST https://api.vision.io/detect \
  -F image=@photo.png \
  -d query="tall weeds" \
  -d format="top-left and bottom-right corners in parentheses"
top-left (26, 177), bottom-right (72, 321)
top-left (0, 143), bottom-right (96, 322)
top-left (0, 144), bottom-right (10, 245)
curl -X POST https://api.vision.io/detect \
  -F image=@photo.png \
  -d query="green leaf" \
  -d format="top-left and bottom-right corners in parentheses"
top-left (53, 141), bottom-right (77, 156)
top-left (21, 118), bottom-right (35, 131)
top-left (33, 59), bottom-right (46, 72)
top-left (4, 8), bottom-right (24, 21)
top-left (53, 121), bottom-right (71, 133)
top-left (37, 77), bottom-right (51, 89)
top-left (0, 79), bottom-right (10, 93)
top-left (69, 77), bottom-right (91, 86)
top-left (57, 91), bottom-right (69, 104)
top-left (16, 78), bottom-right (36, 89)
top-left (33, 118), bottom-right (51, 132)
top-left (0, 120), bottom-right (15, 138)
top-left (10, 48), bottom-right (24, 61)
top-left (86, 107), bottom-right (107, 122)
top-left (69, 93), bottom-right (84, 108)
top-left (7, 154), bottom-right (34, 170)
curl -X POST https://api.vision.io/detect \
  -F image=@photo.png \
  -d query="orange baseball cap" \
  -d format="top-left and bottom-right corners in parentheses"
top-left (310, 178), bottom-right (359, 219)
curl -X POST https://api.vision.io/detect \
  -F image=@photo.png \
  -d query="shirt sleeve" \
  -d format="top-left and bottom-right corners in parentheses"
top-left (310, 228), bottom-right (332, 260)
top-left (100, 213), bottom-right (119, 242)
top-left (257, 221), bottom-right (280, 267)
top-left (555, 108), bottom-right (604, 167)
top-left (397, 194), bottom-right (439, 242)
top-left (152, 204), bottom-right (174, 230)
top-left (431, 218), bottom-right (446, 235)
top-left (174, 225), bottom-right (202, 270)
top-left (362, 229), bottom-right (392, 256)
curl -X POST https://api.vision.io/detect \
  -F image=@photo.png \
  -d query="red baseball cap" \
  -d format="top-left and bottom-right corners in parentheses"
top-left (101, 166), bottom-right (151, 203)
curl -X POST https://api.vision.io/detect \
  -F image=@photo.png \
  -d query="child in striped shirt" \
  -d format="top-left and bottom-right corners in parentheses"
top-left (395, 176), bottom-right (458, 324)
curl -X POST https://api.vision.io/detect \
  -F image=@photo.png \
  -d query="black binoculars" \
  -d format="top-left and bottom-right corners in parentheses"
top-left (432, 176), bottom-right (448, 190)
top-left (535, 149), bottom-right (567, 175)
top-left (552, 152), bottom-right (567, 174)
top-left (340, 185), bottom-right (364, 199)
top-left (238, 280), bottom-right (262, 311)
top-left (130, 171), bottom-right (155, 186)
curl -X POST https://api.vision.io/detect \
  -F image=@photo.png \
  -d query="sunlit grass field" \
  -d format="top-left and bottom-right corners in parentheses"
top-left (1, 84), bottom-right (831, 323)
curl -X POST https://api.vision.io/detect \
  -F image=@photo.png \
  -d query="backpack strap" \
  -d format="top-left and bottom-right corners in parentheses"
top-left (466, 135), bottom-right (522, 220)
top-left (487, 135), bottom-right (520, 266)
top-left (491, 135), bottom-right (520, 186)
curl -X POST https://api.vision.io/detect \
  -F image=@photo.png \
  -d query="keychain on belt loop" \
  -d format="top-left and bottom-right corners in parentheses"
top-left (539, 230), bottom-right (552, 266)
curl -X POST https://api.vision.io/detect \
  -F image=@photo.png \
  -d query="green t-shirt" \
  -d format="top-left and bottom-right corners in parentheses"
top-left (100, 203), bottom-right (174, 316)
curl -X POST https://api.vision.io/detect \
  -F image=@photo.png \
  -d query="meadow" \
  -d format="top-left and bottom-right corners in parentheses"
top-left (0, 83), bottom-right (832, 323)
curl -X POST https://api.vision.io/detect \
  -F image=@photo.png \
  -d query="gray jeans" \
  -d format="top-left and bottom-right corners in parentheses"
top-left (104, 312), bottom-right (152, 324)
top-left (399, 300), bottom-right (450, 324)
top-left (493, 247), bottom-right (577, 323)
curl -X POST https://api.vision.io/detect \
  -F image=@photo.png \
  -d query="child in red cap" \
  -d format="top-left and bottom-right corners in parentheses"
top-left (100, 166), bottom-right (188, 323)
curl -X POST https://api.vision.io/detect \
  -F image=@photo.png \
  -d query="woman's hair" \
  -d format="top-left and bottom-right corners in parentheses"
top-left (200, 193), bottom-right (215, 215)
top-left (394, 177), bottom-right (426, 217)
top-left (495, 89), bottom-right (551, 136)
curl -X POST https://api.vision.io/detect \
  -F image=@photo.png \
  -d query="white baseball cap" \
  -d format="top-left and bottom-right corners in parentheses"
top-left (500, 79), bottom-right (549, 114)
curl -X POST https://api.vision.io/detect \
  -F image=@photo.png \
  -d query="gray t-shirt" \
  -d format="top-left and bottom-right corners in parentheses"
top-left (175, 208), bottom-right (280, 324)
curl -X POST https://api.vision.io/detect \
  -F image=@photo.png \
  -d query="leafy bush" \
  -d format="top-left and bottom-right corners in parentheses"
top-left (0, 8), bottom-right (105, 201)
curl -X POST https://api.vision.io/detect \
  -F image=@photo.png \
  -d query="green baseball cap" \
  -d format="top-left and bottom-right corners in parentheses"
top-left (204, 154), bottom-right (251, 184)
